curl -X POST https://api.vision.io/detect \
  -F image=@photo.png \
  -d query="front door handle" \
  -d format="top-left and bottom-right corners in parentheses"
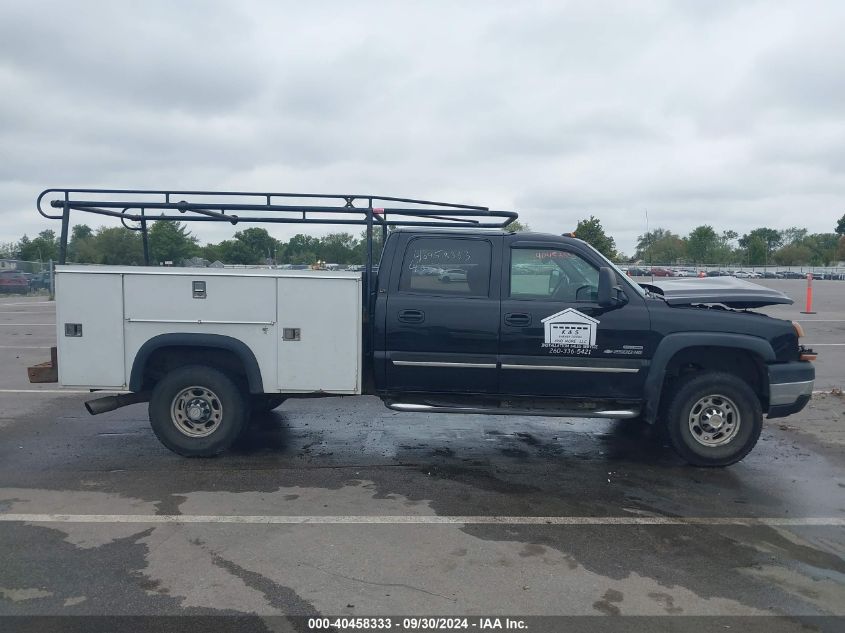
top-left (398, 309), bottom-right (425, 324)
top-left (504, 312), bottom-right (531, 326)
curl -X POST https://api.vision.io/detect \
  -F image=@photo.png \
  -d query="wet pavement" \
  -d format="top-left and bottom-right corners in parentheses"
top-left (0, 291), bottom-right (843, 630)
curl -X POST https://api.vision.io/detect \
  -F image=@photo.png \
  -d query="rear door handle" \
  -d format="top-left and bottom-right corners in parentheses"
top-left (398, 309), bottom-right (425, 324)
top-left (504, 312), bottom-right (531, 326)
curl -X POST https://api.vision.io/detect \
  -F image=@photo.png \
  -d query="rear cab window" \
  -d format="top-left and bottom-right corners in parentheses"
top-left (399, 237), bottom-right (492, 297)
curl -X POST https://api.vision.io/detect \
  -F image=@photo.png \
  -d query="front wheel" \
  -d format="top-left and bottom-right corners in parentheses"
top-left (149, 365), bottom-right (248, 457)
top-left (663, 372), bottom-right (762, 467)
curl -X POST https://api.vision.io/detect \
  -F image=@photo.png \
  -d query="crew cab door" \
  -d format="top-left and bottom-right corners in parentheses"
top-left (383, 235), bottom-right (501, 394)
top-left (499, 240), bottom-right (651, 399)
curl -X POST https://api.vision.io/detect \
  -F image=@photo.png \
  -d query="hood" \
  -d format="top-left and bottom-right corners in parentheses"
top-left (640, 277), bottom-right (793, 309)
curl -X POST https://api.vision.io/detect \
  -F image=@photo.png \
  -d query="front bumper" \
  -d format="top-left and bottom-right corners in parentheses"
top-left (767, 361), bottom-right (815, 419)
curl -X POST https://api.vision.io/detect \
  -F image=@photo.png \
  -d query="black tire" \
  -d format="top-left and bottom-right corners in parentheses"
top-left (663, 371), bottom-right (762, 467)
top-left (250, 394), bottom-right (286, 413)
top-left (149, 365), bottom-right (248, 457)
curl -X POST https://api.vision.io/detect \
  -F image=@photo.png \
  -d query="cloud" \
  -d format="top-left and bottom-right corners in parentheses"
top-left (1, 0), bottom-right (843, 254)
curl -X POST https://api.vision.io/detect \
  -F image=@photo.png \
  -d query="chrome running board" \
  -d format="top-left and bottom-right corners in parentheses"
top-left (386, 402), bottom-right (640, 419)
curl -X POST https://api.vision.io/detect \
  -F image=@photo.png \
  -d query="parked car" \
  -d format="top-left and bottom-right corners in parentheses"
top-left (761, 271), bottom-right (781, 279)
top-left (675, 269), bottom-right (696, 277)
top-left (412, 265), bottom-right (441, 276)
top-left (439, 268), bottom-right (468, 283)
top-left (0, 270), bottom-right (29, 294)
top-left (650, 267), bottom-right (674, 277)
top-left (706, 270), bottom-right (731, 277)
top-left (626, 266), bottom-right (650, 276)
top-left (780, 271), bottom-right (805, 279)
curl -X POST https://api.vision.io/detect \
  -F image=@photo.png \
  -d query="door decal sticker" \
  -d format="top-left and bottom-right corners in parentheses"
top-left (541, 308), bottom-right (599, 354)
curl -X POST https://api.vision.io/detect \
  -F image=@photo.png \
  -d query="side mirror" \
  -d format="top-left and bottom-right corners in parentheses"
top-left (597, 267), bottom-right (625, 307)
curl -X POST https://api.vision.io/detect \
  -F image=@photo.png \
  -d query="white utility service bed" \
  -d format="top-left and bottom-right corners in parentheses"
top-left (55, 266), bottom-right (363, 394)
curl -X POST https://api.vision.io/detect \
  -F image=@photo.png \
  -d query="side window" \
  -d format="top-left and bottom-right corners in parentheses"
top-left (510, 247), bottom-right (599, 302)
top-left (399, 238), bottom-right (492, 297)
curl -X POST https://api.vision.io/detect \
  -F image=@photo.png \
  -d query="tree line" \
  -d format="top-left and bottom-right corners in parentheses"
top-left (1, 223), bottom-right (390, 267)
top-left (631, 221), bottom-right (845, 266)
top-left (547, 214), bottom-right (845, 266)
top-left (2, 215), bottom-right (843, 268)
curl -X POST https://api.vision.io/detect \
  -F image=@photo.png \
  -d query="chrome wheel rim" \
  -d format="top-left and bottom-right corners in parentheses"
top-left (171, 386), bottom-right (223, 438)
top-left (688, 394), bottom-right (741, 447)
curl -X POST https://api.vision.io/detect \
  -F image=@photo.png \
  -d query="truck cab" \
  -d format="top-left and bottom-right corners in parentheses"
top-left (374, 229), bottom-right (652, 404)
top-left (369, 228), bottom-right (815, 466)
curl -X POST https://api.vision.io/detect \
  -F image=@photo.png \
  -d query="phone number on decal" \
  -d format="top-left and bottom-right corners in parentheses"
top-left (308, 618), bottom-right (472, 630)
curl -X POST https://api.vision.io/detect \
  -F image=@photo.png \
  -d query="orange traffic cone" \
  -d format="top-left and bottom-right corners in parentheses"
top-left (801, 273), bottom-right (816, 314)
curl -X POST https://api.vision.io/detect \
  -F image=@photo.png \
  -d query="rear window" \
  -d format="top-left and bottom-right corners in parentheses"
top-left (399, 238), bottom-right (492, 297)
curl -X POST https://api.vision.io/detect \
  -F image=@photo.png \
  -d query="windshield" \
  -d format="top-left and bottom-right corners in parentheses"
top-left (581, 242), bottom-right (647, 298)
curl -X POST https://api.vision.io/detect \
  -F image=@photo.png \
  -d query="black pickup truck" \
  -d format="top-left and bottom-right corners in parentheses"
top-left (34, 189), bottom-right (816, 467)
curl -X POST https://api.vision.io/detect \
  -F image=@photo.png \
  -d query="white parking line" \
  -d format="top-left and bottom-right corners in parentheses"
top-left (0, 346), bottom-right (52, 349)
top-left (0, 514), bottom-right (841, 526)
top-left (806, 343), bottom-right (845, 346)
top-left (0, 302), bottom-right (54, 306)
top-left (0, 323), bottom-right (54, 326)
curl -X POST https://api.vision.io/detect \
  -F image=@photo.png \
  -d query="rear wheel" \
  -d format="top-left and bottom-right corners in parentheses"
top-left (149, 365), bottom-right (248, 457)
top-left (663, 371), bottom-right (762, 467)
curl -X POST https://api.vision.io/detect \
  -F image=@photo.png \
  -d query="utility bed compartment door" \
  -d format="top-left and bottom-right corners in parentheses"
top-left (56, 272), bottom-right (125, 388)
top-left (124, 274), bottom-right (276, 323)
top-left (123, 274), bottom-right (278, 393)
top-left (277, 277), bottom-right (361, 393)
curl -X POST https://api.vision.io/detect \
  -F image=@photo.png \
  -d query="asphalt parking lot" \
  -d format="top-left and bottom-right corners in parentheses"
top-left (0, 281), bottom-right (843, 631)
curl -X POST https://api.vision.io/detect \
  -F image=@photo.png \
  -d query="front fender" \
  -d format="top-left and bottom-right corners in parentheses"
top-left (643, 332), bottom-right (775, 423)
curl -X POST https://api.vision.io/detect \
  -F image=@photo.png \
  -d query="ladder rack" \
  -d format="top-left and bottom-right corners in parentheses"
top-left (37, 187), bottom-right (518, 266)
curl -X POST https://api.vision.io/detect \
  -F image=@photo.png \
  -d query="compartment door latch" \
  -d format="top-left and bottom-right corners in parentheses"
top-left (64, 323), bottom-right (83, 337)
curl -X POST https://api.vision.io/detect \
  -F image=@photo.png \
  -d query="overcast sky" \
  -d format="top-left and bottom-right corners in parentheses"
top-left (2, 0), bottom-right (844, 254)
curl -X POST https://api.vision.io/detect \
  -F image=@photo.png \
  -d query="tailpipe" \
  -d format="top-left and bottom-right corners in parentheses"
top-left (85, 392), bottom-right (150, 416)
